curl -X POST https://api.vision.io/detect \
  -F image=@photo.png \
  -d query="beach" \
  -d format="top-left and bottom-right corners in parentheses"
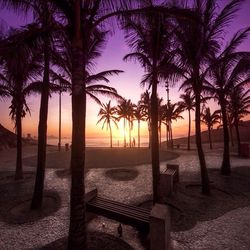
top-left (0, 144), bottom-right (250, 249)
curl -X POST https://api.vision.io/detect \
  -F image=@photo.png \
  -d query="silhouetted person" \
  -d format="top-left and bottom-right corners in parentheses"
top-left (117, 223), bottom-right (123, 237)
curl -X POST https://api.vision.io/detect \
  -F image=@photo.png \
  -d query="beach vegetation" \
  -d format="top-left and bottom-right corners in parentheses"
top-left (97, 100), bottom-right (118, 148)
top-left (178, 91), bottom-right (195, 150)
top-left (228, 87), bottom-right (250, 156)
top-left (201, 107), bottom-right (221, 150)
top-left (204, 27), bottom-right (250, 175)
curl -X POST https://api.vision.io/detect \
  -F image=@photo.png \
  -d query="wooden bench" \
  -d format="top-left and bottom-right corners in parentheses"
top-left (158, 164), bottom-right (179, 197)
top-left (86, 189), bottom-right (171, 250)
top-left (86, 188), bottom-right (150, 231)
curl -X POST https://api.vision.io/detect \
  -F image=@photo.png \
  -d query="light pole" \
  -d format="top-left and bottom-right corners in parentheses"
top-left (165, 81), bottom-right (170, 148)
top-left (58, 75), bottom-right (62, 152)
top-left (165, 81), bottom-right (170, 104)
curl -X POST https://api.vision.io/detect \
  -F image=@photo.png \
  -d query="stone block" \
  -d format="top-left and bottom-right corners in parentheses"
top-left (150, 203), bottom-right (171, 250)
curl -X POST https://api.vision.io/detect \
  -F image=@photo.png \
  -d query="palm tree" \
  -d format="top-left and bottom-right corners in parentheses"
top-left (163, 102), bottom-right (184, 148)
top-left (204, 28), bottom-right (250, 175)
top-left (201, 107), bottom-right (221, 150)
top-left (49, 1), bottom-right (146, 246)
top-left (158, 97), bottom-right (164, 147)
top-left (0, 26), bottom-right (42, 180)
top-left (175, 0), bottom-right (244, 193)
top-left (139, 90), bottom-right (151, 148)
top-left (123, 2), bottom-right (193, 201)
top-left (28, 2), bottom-right (68, 210)
top-left (123, 11), bottom-right (169, 202)
top-left (228, 87), bottom-right (250, 156)
top-left (127, 99), bottom-right (134, 148)
top-left (0, 0), bottom-right (68, 209)
top-left (97, 101), bottom-right (118, 148)
top-left (116, 99), bottom-right (127, 147)
top-left (178, 91), bottom-right (195, 150)
top-left (133, 102), bottom-right (145, 148)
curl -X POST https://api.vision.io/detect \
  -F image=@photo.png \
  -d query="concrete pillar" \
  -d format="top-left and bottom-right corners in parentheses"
top-left (167, 164), bottom-right (179, 182)
top-left (150, 203), bottom-right (171, 250)
top-left (158, 173), bottom-right (173, 199)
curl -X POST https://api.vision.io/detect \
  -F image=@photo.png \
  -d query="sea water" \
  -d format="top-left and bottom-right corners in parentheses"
top-left (47, 136), bottom-right (150, 148)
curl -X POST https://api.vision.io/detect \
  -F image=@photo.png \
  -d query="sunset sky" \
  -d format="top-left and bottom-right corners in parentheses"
top-left (0, 1), bottom-right (250, 142)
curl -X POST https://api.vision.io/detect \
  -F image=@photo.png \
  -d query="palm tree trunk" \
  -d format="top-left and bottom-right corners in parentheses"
top-left (129, 119), bottom-right (131, 148)
top-left (148, 122), bottom-right (151, 148)
top-left (208, 126), bottom-right (212, 150)
top-left (138, 120), bottom-right (140, 148)
top-left (15, 107), bottom-right (23, 180)
top-left (109, 123), bottom-right (112, 148)
top-left (220, 100), bottom-right (231, 175)
top-left (234, 118), bottom-right (241, 156)
top-left (187, 109), bottom-right (191, 150)
top-left (170, 122), bottom-right (173, 148)
top-left (229, 123), bottom-right (234, 147)
top-left (31, 39), bottom-right (50, 209)
top-left (159, 123), bottom-right (161, 148)
top-left (123, 118), bottom-right (126, 147)
top-left (166, 121), bottom-right (168, 147)
top-left (151, 76), bottom-right (160, 204)
top-left (68, 1), bottom-right (86, 249)
top-left (195, 93), bottom-right (210, 194)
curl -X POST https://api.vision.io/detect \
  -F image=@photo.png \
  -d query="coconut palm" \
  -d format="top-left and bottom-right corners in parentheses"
top-left (133, 102), bottom-right (145, 148)
top-left (97, 101), bottom-right (118, 148)
top-left (116, 99), bottom-right (131, 147)
top-left (201, 107), bottom-right (221, 150)
top-left (228, 87), bottom-right (250, 156)
top-left (139, 90), bottom-right (151, 148)
top-left (123, 7), bottom-right (177, 202)
top-left (158, 97), bottom-right (164, 147)
top-left (174, 0), bottom-right (245, 193)
top-left (127, 100), bottom-right (134, 147)
top-left (0, 27), bottom-right (42, 180)
top-left (54, 2), bottom-right (151, 245)
top-left (204, 28), bottom-right (250, 175)
top-left (0, 0), bottom-right (68, 208)
top-left (163, 102), bottom-right (184, 148)
top-left (178, 91), bottom-right (195, 150)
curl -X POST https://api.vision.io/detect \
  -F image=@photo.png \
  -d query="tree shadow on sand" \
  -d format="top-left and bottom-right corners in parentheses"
top-left (139, 166), bottom-right (250, 233)
top-left (38, 231), bottom-right (133, 250)
top-left (0, 176), bottom-right (61, 224)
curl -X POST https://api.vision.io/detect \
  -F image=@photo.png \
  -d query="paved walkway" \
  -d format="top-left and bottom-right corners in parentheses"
top-left (0, 145), bottom-right (249, 249)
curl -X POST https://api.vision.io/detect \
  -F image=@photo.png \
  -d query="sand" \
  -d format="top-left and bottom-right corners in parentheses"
top-left (0, 145), bottom-right (179, 170)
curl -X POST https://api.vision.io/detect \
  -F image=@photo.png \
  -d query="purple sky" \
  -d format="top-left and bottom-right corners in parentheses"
top-left (0, 1), bottom-right (250, 140)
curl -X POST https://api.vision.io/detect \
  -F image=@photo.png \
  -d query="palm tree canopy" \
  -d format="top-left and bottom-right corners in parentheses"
top-left (201, 107), bottom-right (221, 128)
top-left (175, 0), bottom-right (245, 93)
top-left (178, 91), bottom-right (195, 111)
top-left (163, 102), bottom-right (184, 123)
top-left (97, 100), bottom-right (118, 130)
top-left (203, 27), bottom-right (250, 103)
top-left (228, 87), bottom-right (250, 123)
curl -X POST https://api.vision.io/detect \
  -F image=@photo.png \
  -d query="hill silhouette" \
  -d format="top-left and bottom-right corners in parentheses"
top-left (0, 123), bottom-right (17, 150)
top-left (0, 124), bottom-right (36, 150)
top-left (173, 120), bottom-right (250, 145)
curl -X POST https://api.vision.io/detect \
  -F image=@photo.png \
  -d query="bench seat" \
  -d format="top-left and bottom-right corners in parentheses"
top-left (86, 190), bottom-right (150, 230)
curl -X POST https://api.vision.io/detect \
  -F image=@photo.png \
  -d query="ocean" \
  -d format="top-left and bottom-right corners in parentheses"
top-left (47, 136), bottom-right (150, 148)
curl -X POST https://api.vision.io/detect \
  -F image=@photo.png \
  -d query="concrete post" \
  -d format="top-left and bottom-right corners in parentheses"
top-left (150, 203), bottom-right (171, 250)
top-left (167, 164), bottom-right (179, 182)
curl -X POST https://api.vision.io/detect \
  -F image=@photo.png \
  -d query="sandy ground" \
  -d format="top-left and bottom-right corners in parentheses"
top-left (0, 144), bottom-right (250, 249)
